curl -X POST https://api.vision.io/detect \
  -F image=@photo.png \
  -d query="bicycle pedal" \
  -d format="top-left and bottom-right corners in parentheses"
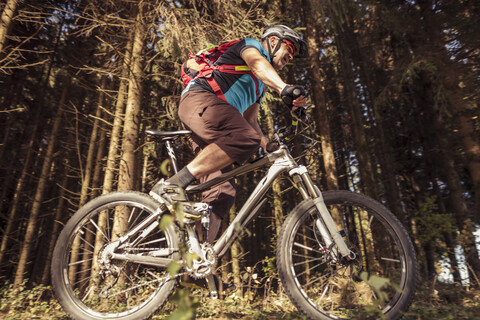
top-left (177, 202), bottom-right (210, 221)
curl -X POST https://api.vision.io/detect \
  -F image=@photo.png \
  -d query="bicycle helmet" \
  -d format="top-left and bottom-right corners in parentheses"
top-left (262, 25), bottom-right (308, 59)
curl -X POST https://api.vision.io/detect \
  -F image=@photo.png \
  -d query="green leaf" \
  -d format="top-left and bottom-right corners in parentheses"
top-left (159, 214), bottom-right (173, 231)
top-left (167, 261), bottom-right (182, 277)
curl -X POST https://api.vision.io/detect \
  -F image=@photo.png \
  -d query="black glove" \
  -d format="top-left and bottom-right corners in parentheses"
top-left (281, 85), bottom-right (306, 108)
top-left (266, 141), bottom-right (279, 153)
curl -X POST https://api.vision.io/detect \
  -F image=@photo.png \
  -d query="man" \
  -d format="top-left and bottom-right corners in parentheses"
top-left (150, 25), bottom-right (308, 243)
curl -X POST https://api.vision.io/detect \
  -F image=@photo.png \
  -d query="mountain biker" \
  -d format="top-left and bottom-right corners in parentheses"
top-left (150, 25), bottom-right (308, 244)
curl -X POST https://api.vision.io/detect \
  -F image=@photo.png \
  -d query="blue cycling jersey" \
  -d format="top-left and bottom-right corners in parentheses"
top-left (183, 38), bottom-right (270, 115)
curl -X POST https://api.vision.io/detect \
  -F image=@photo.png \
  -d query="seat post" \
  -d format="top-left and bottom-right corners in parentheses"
top-left (163, 138), bottom-right (179, 174)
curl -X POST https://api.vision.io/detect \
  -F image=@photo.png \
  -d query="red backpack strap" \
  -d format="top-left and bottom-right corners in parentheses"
top-left (205, 73), bottom-right (227, 101)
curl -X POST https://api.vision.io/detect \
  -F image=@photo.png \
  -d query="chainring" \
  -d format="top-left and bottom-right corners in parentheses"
top-left (186, 242), bottom-right (217, 279)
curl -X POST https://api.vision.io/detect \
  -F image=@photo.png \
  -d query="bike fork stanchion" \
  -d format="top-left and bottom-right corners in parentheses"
top-left (313, 196), bottom-right (356, 260)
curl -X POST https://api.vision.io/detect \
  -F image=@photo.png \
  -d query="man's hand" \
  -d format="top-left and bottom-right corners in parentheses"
top-left (281, 85), bottom-right (306, 108)
top-left (266, 141), bottom-right (279, 153)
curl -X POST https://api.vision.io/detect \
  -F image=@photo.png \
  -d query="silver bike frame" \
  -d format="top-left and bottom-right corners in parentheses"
top-left (186, 146), bottom-right (352, 259)
top-left (112, 140), bottom-right (353, 268)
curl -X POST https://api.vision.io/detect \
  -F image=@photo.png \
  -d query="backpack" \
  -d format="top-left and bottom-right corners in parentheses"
top-left (181, 40), bottom-right (262, 102)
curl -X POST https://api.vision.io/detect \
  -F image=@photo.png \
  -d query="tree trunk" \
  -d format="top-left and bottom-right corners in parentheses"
top-left (90, 32), bottom-right (133, 289)
top-left (0, 107), bottom-right (41, 266)
top-left (340, 13), bottom-right (407, 224)
top-left (73, 77), bottom-right (107, 285)
top-left (40, 170), bottom-right (69, 284)
top-left (0, 0), bottom-right (19, 53)
top-left (335, 32), bottom-right (378, 198)
top-left (113, 10), bottom-right (145, 245)
top-left (116, 16), bottom-right (145, 193)
top-left (13, 79), bottom-right (68, 289)
top-left (417, 0), bottom-right (480, 223)
top-left (304, 0), bottom-right (339, 192)
top-left (426, 82), bottom-right (480, 284)
top-left (0, 53), bottom-right (55, 267)
top-left (101, 38), bottom-right (132, 195)
top-left (79, 77), bottom-right (106, 207)
top-left (91, 118), bottom-right (107, 197)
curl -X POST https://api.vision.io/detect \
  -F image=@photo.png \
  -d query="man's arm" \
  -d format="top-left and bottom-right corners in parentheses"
top-left (243, 103), bottom-right (268, 150)
top-left (241, 47), bottom-right (306, 107)
top-left (241, 47), bottom-right (286, 95)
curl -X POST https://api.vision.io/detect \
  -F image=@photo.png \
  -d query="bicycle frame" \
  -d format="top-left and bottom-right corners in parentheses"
top-left (184, 145), bottom-right (353, 260)
top-left (110, 135), bottom-right (353, 272)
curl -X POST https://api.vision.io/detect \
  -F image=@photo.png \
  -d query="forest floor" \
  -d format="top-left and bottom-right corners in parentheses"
top-left (0, 282), bottom-right (479, 319)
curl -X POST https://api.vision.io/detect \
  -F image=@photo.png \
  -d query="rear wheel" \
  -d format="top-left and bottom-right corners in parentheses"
top-left (51, 191), bottom-right (180, 320)
top-left (277, 190), bottom-right (417, 320)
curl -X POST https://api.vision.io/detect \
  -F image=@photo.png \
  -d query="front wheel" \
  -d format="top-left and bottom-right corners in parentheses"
top-left (51, 191), bottom-right (180, 320)
top-left (277, 190), bottom-right (417, 320)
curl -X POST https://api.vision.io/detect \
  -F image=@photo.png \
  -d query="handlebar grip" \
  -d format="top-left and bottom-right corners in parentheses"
top-left (293, 88), bottom-right (302, 99)
top-left (281, 85), bottom-right (306, 108)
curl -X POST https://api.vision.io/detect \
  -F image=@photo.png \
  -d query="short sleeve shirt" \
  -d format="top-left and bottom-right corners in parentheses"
top-left (182, 38), bottom-right (270, 114)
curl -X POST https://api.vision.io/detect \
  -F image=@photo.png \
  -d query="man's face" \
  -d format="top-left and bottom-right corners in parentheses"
top-left (270, 37), bottom-right (295, 70)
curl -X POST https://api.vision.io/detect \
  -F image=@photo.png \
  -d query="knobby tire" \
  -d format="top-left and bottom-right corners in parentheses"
top-left (51, 191), bottom-right (180, 320)
top-left (277, 190), bottom-right (417, 320)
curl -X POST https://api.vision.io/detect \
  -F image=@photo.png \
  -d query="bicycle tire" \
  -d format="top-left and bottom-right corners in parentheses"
top-left (51, 191), bottom-right (180, 320)
top-left (277, 190), bottom-right (417, 320)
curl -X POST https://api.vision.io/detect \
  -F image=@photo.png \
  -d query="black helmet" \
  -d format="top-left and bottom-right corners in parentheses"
top-left (262, 25), bottom-right (308, 58)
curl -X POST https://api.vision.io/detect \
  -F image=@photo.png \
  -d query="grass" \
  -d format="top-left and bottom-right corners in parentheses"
top-left (0, 281), bottom-right (479, 320)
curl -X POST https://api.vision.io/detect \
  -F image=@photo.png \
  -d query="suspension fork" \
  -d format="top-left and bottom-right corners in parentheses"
top-left (289, 166), bottom-right (355, 260)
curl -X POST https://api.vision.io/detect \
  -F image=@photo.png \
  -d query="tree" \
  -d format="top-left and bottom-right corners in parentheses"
top-left (0, 0), bottom-right (20, 53)
top-left (13, 77), bottom-right (69, 289)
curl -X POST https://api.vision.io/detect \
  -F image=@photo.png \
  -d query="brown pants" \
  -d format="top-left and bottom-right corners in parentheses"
top-left (178, 90), bottom-right (261, 218)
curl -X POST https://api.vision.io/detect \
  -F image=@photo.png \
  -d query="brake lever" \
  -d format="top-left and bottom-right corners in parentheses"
top-left (291, 104), bottom-right (315, 122)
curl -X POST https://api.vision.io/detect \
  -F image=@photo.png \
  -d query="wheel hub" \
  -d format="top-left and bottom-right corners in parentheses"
top-left (98, 241), bottom-right (121, 275)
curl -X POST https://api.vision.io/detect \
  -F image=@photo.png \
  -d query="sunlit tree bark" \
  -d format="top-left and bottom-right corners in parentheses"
top-left (0, 0), bottom-right (19, 53)
top-left (14, 79), bottom-right (68, 289)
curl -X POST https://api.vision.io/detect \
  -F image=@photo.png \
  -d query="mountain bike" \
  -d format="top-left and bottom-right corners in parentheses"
top-left (51, 110), bottom-right (418, 320)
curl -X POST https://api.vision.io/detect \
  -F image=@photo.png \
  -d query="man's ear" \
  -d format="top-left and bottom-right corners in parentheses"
top-left (269, 37), bottom-right (278, 49)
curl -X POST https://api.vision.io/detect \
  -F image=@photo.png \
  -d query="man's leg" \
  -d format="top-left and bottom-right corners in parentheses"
top-left (187, 143), bottom-right (234, 179)
top-left (150, 143), bottom-right (233, 206)
top-left (151, 90), bottom-right (259, 214)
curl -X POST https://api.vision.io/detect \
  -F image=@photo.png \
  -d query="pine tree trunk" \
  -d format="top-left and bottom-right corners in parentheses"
top-left (335, 33), bottom-right (378, 198)
top-left (116, 13), bottom-right (145, 192)
top-left (102, 33), bottom-right (133, 195)
top-left (0, 0), bottom-right (19, 53)
top-left (417, 0), bottom-right (480, 223)
top-left (304, 0), bottom-right (339, 193)
top-left (340, 15), bottom-right (407, 223)
top-left (0, 107), bottom-right (41, 266)
top-left (13, 80), bottom-right (68, 289)
top-left (455, 113), bottom-right (480, 221)
top-left (429, 96), bottom-right (480, 284)
top-left (72, 77), bottom-right (107, 284)
top-left (89, 33), bottom-right (133, 289)
top-left (113, 11), bottom-right (145, 244)
top-left (0, 53), bottom-right (56, 267)
top-left (79, 77), bottom-right (106, 207)
top-left (261, 104), bottom-right (284, 236)
top-left (40, 170), bottom-right (69, 284)
top-left (91, 119), bottom-right (107, 197)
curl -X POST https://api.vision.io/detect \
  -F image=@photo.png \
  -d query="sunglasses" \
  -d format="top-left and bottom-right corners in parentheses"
top-left (283, 40), bottom-right (296, 56)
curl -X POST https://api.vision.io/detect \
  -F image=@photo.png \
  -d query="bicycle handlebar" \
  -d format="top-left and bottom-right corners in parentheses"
top-left (274, 105), bottom-right (314, 146)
